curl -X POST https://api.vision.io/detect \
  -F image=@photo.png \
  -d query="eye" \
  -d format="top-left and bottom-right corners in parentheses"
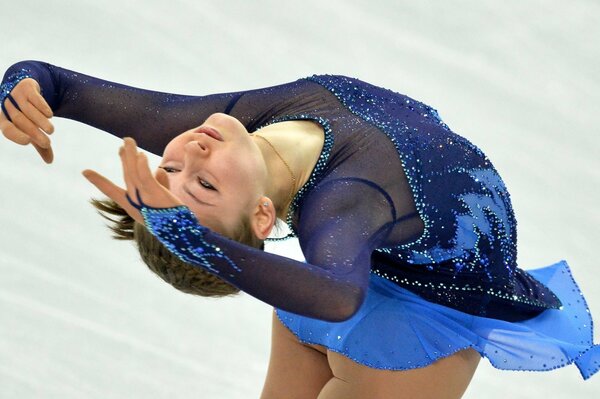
top-left (158, 166), bottom-right (178, 173)
top-left (198, 178), bottom-right (216, 191)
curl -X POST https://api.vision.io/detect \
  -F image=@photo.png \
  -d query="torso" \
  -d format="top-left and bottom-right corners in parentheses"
top-left (256, 74), bottom-right (560, 319)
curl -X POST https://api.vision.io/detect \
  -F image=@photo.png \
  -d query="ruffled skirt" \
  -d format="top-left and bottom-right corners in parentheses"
top-left (276, 260), bottom-right (600, 379)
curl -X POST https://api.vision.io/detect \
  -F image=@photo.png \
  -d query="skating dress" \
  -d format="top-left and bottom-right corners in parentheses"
top-left (2, 61), bottom-right (598, 379)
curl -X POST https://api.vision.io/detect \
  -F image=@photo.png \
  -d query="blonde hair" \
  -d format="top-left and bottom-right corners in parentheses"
top-left (90, 198), bottom-right (263, 297)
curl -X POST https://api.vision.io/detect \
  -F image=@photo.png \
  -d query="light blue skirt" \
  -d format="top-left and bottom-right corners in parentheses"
top-left (276, 260), bottom-right (600, 379)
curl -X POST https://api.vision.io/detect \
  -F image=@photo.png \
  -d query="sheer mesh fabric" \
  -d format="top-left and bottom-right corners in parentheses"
top-left (2, 61), bottom-right (557, 321)
top-left (4, 61), bottom-right (600, 379)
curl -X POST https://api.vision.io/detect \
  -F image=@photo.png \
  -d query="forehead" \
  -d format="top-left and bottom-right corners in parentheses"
top-left (171, 184), bottom-right (240, 239)
top-left (195, 209), bottom-right (235, 238)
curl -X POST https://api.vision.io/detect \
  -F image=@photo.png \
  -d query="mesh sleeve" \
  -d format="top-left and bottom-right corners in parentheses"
top-left (3, 61), bottom-right (397, 321)
top-left (1, 60), bottom-right (313, 155)
top-left (128, 177), bottom-right (395, 322)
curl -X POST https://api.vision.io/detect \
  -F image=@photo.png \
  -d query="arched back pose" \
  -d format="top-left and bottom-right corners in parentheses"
top-left (1, 61), bottom-right (599, 399)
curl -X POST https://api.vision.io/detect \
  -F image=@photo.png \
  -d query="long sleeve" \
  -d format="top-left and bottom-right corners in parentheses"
top-left (1, 61), bottom-right (317, 156)
top-left (129, 177), bottom-right (396, 321)
top-left (2, 62), bottom-right (578, 325)
top-left (2, 61), bottom-right (399, 321)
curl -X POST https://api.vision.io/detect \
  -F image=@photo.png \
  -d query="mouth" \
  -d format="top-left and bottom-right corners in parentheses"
top-left (194, 126), bottom-right (224, 141)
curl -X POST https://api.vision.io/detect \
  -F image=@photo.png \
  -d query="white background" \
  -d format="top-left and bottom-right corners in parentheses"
top-left (0, 1), bottom-right (598, 398)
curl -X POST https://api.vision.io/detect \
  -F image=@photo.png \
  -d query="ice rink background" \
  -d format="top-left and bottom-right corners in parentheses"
top-left (1, 0), bottom-right (599, 398)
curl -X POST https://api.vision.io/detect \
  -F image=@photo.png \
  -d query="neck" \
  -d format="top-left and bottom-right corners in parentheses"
top-left (252, 120), bottom-right (324, 220)
top-left (252, 131), bottom-right (301, 219)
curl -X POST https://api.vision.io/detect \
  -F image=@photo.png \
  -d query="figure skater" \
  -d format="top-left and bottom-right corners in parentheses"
top-left (1, 61), bottom-right (598, 399)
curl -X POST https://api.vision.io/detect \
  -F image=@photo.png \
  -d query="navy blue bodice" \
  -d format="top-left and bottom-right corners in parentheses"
top-left (1, 61), bottom-right (560, 321)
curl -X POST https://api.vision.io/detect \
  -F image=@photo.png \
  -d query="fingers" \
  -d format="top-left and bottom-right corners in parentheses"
top-left (0, 110), bottom-right (53, 163)
top-left (3, 98), bottom-right (51, 148)
top-left (119, 137), bottom-right (182, 209)
top-left (32, 141), bottom-right (54, 164)
top-left (9, 78), bottom-right (53, 118)
top-left (21, 101), bottom-right (54, 134)
top-left (26, 82), bottom-right (53, 118)
top-left (0, 78), bottom-right (55, 162)
top-left (123, 137), bottom-right (158, 190)
top-left (82, 169), bottom-right (123, 200)
top-left (136, 151), bottom-right (156, 186)
top-left (0, 110), bottom-right (31, 145)
top-left (86, 137), bottom-right (184, 223)
top-left (128, 140), bottom-right (162, 191)
top-left (154, 167), bottom-right (170, 189)
top-left (82, 168), bottom-right (144, 225)
top-left (10, 80), bottom-right (54, 131)
top-left (119, 137), bottom-right (141, 201)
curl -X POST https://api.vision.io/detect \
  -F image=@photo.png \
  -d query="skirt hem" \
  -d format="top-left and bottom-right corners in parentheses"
top-left (275, 260), bottom-right (600, 379)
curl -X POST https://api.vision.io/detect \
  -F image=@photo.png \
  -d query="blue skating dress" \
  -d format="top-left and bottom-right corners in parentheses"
top-left (2, 61), bottom-right (599, 379)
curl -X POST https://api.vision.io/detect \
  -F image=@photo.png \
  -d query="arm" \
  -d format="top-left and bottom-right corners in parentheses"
top-left (1, 60), bottom-right (315, 156)
top-left (132, 177), bottom-right (395, 321)
top-left (84, 139), bottom-right (396, 321)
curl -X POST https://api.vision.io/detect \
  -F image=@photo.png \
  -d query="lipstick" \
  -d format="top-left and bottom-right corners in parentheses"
top-left (194, 126), bottom-right (224, 141)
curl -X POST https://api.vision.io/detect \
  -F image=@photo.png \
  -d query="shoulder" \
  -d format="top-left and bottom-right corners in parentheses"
top-left (304, 74), bottom-right (367, 85)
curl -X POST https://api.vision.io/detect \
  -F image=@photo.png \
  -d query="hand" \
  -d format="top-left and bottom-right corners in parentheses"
top-left (82, 137), bottom-right (184, 225)
top-left (0, 78), bottom-right (55, 163)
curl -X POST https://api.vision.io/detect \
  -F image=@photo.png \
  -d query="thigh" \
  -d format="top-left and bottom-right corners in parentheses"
top-left (318, 348), bottom-right (481, 399)
top-left (260, 310), bottom-right (334, 399)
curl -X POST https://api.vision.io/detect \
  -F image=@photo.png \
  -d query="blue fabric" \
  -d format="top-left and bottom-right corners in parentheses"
top-left (1, 61), bottom-right (563, 321)
top-left (3, 61), bottom-right (598, 378)
top-left (277, 260), bottom-right (600, 379)
top-left (0, 69), bottom-right (31, 122)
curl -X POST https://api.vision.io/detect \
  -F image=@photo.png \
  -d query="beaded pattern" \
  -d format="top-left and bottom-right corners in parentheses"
top-left (0, 69), bottom-right (32, 117)
top-left (255, 114), bottom-right (334, 241)
top-left (306, 74), bottom-right (561, 315)
top-left (370, 269), bottom-right (552, 309)
top-left (276, 260), bottom-right (600, 378)
top-left (4, 60), bottom-right (597, 378)
top-left (126, 191), bottom-right (238, 276)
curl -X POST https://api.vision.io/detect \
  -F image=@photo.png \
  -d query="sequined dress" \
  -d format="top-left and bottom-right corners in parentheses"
top-left (2, 61), bottom-right (598, 379)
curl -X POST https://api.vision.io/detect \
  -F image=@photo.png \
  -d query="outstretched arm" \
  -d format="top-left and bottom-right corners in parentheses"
top-left (84, 138), bottom-right (396, 322)
top-left (1, 61), bottom-right (316, 158)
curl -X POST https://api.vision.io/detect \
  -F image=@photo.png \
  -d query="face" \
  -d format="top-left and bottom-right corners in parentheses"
top-left (159, 113), bottom-right (268, 238)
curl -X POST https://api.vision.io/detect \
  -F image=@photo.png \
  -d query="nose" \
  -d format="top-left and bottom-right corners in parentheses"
top-left (182, 139), bottom-right (210, 177)
top-left (184, 140), bottom-right (210, 156)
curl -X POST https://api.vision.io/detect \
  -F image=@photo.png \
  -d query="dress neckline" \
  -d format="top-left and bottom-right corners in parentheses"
top-left (254, 114), bottom-right (334, 240)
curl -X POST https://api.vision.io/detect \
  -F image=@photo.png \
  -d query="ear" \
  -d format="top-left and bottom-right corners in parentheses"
top-left (250, 196), bottom-right (276, 240)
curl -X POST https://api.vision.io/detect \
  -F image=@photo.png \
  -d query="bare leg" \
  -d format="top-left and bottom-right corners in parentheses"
top-left (260, 311), bottom-right (333, 399)
top-left (318, 348), bottom-right (480, 399)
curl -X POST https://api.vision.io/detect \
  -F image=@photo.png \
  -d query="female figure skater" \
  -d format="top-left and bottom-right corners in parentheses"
top-left (1, 61), bottom-right (598, 399)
